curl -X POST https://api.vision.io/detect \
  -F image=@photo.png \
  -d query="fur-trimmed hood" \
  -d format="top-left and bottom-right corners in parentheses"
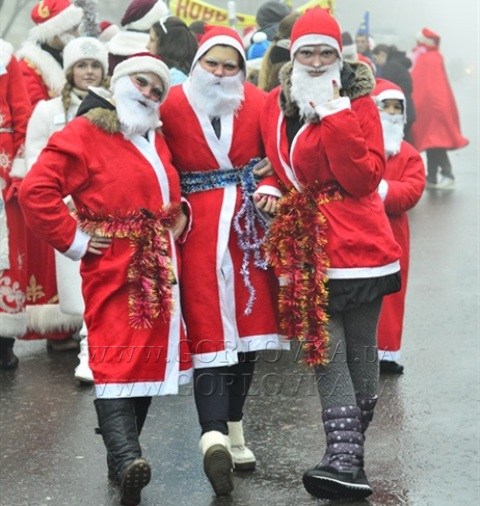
top-left (76, 87), bottom-right (120, 134)
top-left (278, 60), bottom-right (375, 119)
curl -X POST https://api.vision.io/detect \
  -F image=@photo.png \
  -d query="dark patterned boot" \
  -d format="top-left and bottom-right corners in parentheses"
top-left (302, 405), bottom-right (373, 500)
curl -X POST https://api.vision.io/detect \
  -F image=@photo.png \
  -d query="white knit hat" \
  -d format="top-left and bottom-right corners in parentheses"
top-left (110, 53), bottom-right (171, 103)
top-left (63, 37), bottom-right (108, 75)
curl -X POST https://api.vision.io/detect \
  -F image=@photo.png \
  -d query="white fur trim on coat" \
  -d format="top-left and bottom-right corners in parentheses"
top-left (16, 42), bottom-right (65, 97)
top-left (0, 311), bottom-right (27, 338)
top-left (29, 5), bottom-right (84, 43)
top-left (26, 304), bottom-right (83, 334)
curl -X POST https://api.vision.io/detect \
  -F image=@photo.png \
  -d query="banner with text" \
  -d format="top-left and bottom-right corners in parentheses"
top-left (170, 0), bottom-right (336, 33)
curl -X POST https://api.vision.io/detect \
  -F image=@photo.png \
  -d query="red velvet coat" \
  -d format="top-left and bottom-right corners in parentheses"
top-left (261, 62), bottom-right (401, 280)
top-left (19, 107), bottom-right (192, 397)
top-left (377, 141), bottom-right (425, 356)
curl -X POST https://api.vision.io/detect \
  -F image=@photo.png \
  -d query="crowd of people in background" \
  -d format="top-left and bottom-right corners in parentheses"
top-left (0, 0), bottom-right (469, 504)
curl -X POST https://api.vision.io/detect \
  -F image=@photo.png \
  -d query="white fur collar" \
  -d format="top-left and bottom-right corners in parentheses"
top-left (16, 41), bottom-right (65, 96)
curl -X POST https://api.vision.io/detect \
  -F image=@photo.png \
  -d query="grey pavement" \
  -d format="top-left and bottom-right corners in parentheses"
top-left (1, 75), bottom-right (479, 506)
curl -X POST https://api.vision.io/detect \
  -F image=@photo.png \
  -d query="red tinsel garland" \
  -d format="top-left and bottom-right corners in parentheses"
top-left (77, 206), bottom-right (181, 329)
top-left (265, 182), bottom-right (343, 366)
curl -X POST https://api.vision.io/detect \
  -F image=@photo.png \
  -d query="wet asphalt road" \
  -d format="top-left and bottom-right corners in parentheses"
top-left (1, 76), bottom-right (478, 506)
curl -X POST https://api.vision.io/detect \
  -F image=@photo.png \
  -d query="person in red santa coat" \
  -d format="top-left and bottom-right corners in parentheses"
top-left (19, 53), bottom-right (192, 506)
top-left (160, 26), bottom-right (287, 496)
top-left (372, 79), bottom-right (426, 375)
top-left (16, 0), bottom-right (85, 348)
top-left (0, 39), bottom-right (32, 369)
top-left (257, 8), bottom-right (402, 500)
top-left (410, 27), bottom-right (468, 190)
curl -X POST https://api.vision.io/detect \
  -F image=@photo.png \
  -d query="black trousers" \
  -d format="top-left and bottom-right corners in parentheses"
top-left (426, 148), bottom-right (453, 182)
top-left (194, 352), bottom-right (257, 435)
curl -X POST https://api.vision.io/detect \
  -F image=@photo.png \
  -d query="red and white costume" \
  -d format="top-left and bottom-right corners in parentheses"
top-left (376, 142), bottom-right (425, 359)
top-left (261, 63), bottom-right (401, 279)
top-left (15, 0), bottom-right (84, 341)
top-left (161, 35), bottom-right (286, 369)
top-left (19, 101), bottom-right (192, 398)
top-left (0, 40), bottom-right (31, 339)
top-left (373, 78), bottom-right (426, 360)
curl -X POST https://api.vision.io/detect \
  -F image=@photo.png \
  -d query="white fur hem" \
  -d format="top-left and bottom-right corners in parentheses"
top-left (26, 304), bottom-right (83, 333)
top-left (328, 260), bottom-right (400, 279)
top-left (0, 312), bottom-right (27, 338)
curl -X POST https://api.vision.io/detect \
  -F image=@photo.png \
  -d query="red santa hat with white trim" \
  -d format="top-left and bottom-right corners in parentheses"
top-left (373, 78), bottom-right (406, 122)
top-left (29, 0), bottom-right (83, 43)
top-left (290, 7), bottom-right (343, 62)
top-left (191, 25), bottom-right (247, 76)
top-left (121, 0), bottom-right (169, 32)
top-left (417, 27), bottom-right (441, 47)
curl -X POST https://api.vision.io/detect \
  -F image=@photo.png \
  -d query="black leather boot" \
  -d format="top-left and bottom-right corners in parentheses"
top-left (94, 398), bottom-right (151, 505)
top-left (0, 337), bottom-right (19, 370)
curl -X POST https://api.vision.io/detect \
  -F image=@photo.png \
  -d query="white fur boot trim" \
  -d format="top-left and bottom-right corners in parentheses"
top-left (74, 335), bottom-right (93, 383)
top-left (227, 421), bottom-right (256, 470)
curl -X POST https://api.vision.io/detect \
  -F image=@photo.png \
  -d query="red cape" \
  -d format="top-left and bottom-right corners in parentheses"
top-left (410, 48), bottom-right (468, 151)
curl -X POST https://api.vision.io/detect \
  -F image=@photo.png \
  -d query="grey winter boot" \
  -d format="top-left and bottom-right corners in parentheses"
top-left (94, 398), bottom-right (151, 506)
top-left (302, 405), bottom-right (373, 500)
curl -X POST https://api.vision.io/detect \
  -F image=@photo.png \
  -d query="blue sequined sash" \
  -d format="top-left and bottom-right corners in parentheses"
top-left (180, 158), bottom-right (269, 315)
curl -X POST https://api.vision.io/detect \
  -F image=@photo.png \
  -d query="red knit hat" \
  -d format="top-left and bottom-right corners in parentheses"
top-left (290, 7), bottom-right (342, 61)
top-left (29, 0), bottom-right (83, 43)
top-left (191, 25), bottom-right (246, 73)
top-left (419, 27), bottom-right (441, 47)
top-left (373, 78), bottom-right (406, 121)
top-left (121, 0), bottom-right (169, 32)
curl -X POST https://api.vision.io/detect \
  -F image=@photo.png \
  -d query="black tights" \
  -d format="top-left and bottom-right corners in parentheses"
top-left (426, 148), bottom-right (453, 182)
top-left (194, 352), bottom-right (257, 435)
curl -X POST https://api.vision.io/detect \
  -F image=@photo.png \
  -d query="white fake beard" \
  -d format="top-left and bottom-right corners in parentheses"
top-left (113, 76), bottom-right (160, 139)
top-left (189, 64), bottom-right (245, 118)
top-left (380, 111), bottom-right (404, 157)
top-left (291, 60), bottom-right (342, 121)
